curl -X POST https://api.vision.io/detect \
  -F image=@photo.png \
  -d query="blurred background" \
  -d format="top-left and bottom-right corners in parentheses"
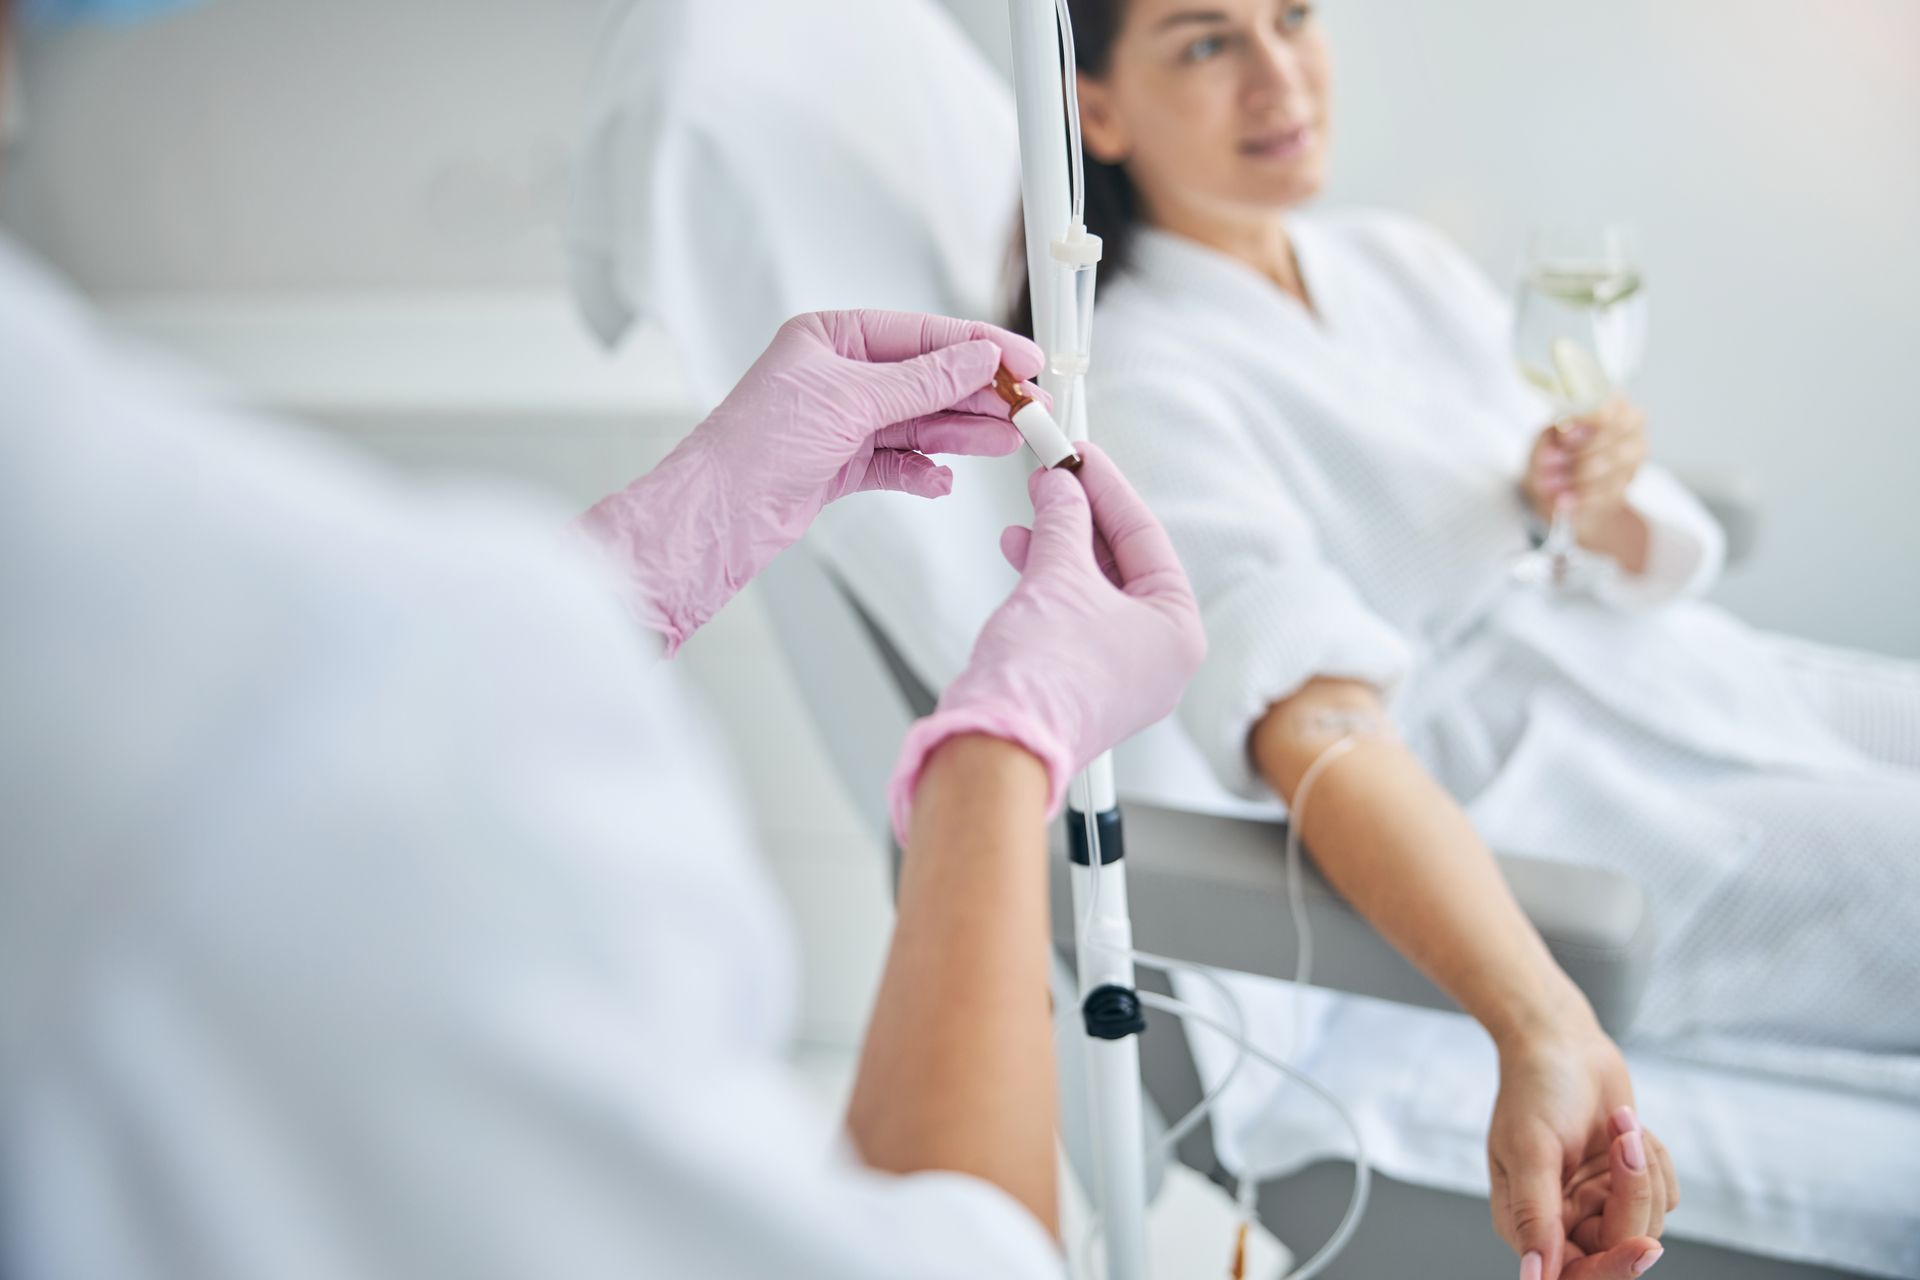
top-left (10, 0), bottom-right (1916, 653)
top-left (5, 0), bottom-right (1916, 1180)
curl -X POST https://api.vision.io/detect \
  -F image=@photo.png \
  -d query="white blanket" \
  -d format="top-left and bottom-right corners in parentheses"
top-left (1179, 977), bottom-right (1920, 1279)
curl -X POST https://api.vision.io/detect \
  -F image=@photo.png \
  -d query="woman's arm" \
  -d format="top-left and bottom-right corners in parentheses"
top-left (1252, 678), bottom-right (1590, 1050)
top-left (846, 734), bottom-right (1059, 1236)
top-left (1252, 678), bottom-right (1676, 1279)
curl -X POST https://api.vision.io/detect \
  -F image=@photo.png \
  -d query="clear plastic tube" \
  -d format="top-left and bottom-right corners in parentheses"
top-left (1056, 0), bottom-right (1085, 225)
top-left (1073, 263), bottom-right (1098, 364)
top-left (1076, 786), bottom-right (1103, 942)
top-left (1051, 262), bottom-right (1098, 378)
top-left (1128, 949), bottom-right (1251, 1163)
top-left (1280, 733), bottom-right (1364, 1056)
top-left (1137, 991), bottom-right (1373, 1280)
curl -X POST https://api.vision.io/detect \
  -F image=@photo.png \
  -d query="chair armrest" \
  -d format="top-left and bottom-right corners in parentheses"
top-left (1673, 465), bottom-right (1762, 569)
top-left (1048, 802), bottom-right (1655, 1037)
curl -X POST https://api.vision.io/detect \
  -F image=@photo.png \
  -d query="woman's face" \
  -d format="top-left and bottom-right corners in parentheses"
top-left (1079, 0), bottom-right (1332, 227)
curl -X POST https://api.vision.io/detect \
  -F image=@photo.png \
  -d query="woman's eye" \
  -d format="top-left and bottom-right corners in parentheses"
top-left (1279, 3), bottom-right (1314, 32)
top-left (1184, 34), bottom-right (1230, 62)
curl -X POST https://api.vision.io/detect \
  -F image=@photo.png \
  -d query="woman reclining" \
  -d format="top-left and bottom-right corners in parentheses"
top-left (1019, 2), bottom-right (1920, 1276)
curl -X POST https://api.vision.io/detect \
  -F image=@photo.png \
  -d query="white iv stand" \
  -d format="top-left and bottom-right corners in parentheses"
top-left (1006, 4), bottom-right (1150, 1277)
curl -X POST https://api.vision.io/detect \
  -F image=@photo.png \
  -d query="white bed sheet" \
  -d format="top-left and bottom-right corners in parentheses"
top-left (1176, 975), bottom-right (1920, 1279)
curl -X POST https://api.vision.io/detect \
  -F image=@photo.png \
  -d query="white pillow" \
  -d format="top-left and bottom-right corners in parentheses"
top-left (570, 0), bottom-right (1020, 395)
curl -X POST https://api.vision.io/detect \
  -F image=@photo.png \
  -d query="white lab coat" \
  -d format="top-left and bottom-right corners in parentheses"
top-left (1088, 213), bottom-right (1920, 1059)
top-left (0, 237), bottom-right (1063, 1279)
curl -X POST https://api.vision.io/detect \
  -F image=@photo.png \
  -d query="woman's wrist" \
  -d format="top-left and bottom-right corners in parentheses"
top-left (1485, 968), bottom-right (1603, 1060)
top-left (888, 707), bottom-right (1072, 847)
top-left (1576, 501), bottom-right (1651, 574)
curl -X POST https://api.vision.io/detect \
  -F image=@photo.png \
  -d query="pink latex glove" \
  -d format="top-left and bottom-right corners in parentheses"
top-left (579, 310), bottom-right (1045, 653)
top-left (888, 444), bottom-right (1206, 843)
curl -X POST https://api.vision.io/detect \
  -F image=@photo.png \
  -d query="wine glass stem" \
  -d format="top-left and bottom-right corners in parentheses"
top-left (1545, 497), bottom-right (1577, 556)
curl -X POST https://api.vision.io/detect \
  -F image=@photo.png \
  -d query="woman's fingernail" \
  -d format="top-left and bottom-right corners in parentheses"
top-left (1622, 1128), bottom-right (1647, 1172)
top-left (1521, 1251), bottom-right (1544, 1280)
top-left (1633, 1246), bottom-right (1665, 1275)
top-left (1612, 1105), bottom-right (1639, 1136)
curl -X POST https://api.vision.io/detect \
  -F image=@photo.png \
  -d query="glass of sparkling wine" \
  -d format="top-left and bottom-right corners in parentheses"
top-left (1510, 224), bottom-right (1648, 589)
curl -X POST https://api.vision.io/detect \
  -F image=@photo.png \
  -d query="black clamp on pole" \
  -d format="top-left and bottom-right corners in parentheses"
top-left (1081, 982), bottom-right (1147, 1040)
top-left (1066, 807), bottom-right (1125, 866)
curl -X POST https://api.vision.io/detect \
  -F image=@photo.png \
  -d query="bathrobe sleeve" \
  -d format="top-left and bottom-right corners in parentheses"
top-left (1589, 464), bottom-right (1728, 610)
top-left (1372, 214), bottom-right (1730, 613)
top-left (1092, 368), bottom-right (1413, 799)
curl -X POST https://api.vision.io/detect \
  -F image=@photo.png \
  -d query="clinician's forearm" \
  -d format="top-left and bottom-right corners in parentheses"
top-left (847, 734), bottom-right (1059, 1239)
top-left (1252, 692), bottom-right (1597, 1051)
top-left (1577, 504), bottom-right (1651, 575)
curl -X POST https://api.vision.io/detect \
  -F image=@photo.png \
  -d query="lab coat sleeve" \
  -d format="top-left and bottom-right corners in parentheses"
top-left (5, 488), bottom-right (1060, 1279)
top-left (1092, 369), bottom-right (1413, 799)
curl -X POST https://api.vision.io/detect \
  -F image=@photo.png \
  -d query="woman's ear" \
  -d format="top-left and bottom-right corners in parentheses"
top-left (1076, 71), bottom-right (1131, 165)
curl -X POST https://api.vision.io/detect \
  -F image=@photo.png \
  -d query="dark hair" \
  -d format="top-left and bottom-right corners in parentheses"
top-left (1006, 0), bottom-right (1143, 338)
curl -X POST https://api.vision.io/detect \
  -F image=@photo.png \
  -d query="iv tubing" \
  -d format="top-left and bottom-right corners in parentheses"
top-left (1138, 991), bottom-right (1374, 1280)
top-left (1055, 0), bottom-right (1085, 225)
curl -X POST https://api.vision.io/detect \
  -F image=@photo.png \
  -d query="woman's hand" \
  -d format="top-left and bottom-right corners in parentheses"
top-left (1490, 1017), bottom-right (1678, 1279)
top-left (1522, 397), bottom-right (1652, 572)
top-left (1522, 397), bottom-right (1648, 524)
top-left (887, 443), bottom-right (1206, 840)
top-left (578, 309), bottom-right (1043, 653)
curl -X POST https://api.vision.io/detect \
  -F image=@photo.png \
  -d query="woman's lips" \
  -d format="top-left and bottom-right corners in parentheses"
top-left (1239, 124), bottom-right (1315, 160)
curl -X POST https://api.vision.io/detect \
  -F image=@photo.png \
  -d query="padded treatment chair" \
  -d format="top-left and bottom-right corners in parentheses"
top-left (572, 3), bottom-right (1889, 1278)
top-left (575, 0), bottom-right (1656, 1031)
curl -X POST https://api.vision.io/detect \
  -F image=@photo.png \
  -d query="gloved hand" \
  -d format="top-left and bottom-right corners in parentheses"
top-left (888, 444), bottom-right (1206, 842)
top-left (579, 310), bottom-right (1044, 653)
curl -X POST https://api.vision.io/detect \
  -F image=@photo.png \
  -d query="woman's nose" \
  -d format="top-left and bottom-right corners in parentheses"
top-left (1243, 30), bottom-right (1304, 110)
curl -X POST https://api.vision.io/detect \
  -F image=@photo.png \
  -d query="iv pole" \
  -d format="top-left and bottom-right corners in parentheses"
top-left (1006, 4), bottom-right (1150, 1277)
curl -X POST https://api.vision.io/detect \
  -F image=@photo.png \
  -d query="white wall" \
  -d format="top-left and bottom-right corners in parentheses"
top-left (2, 0), bottom-right (602, 292)
top-left (939, 0), bottom-right (1920, 656)
top-left (1309, 0), bottom-right (1920, 656)
top-left (7, 0), bottom-right (1917, 660)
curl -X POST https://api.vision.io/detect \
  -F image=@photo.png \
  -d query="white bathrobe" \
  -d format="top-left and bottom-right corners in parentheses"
top-left (1089, 211), bottom-right (1920, 1057)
